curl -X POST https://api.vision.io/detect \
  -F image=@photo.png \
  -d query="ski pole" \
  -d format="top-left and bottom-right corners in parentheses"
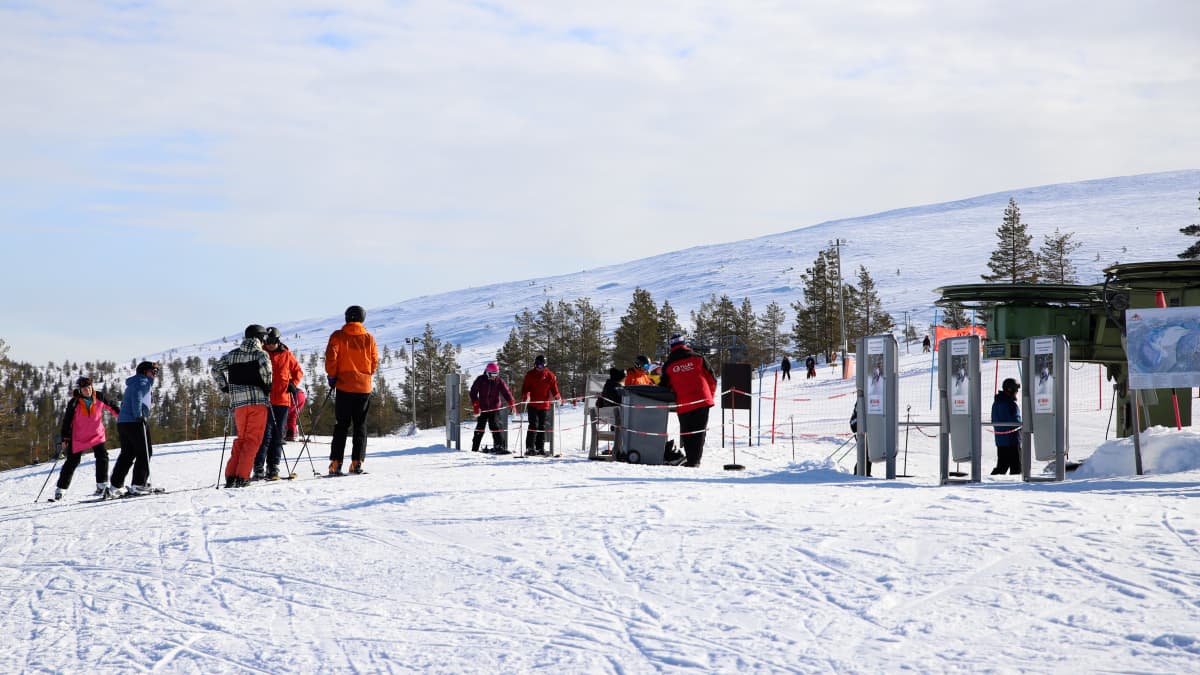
top-left (216, 401), bottom-right (231, 489)
top-left (903, 405), bottom-right (911, 476)
top-left (34, 452), bottom-right (61, 503)
top-left (141, 419), bottom-right (153, 487)
top-left (291, 388), bottom-right (332, 476)
top-left (295, 410), bottom-right (318, 476)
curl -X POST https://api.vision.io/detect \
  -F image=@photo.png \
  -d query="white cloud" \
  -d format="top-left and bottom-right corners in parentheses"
top-left (1, 1), bottom-right (1198, 361)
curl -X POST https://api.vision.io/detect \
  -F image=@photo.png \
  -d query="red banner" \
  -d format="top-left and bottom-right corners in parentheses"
top-left (934, 325), bottom-right (987, 350)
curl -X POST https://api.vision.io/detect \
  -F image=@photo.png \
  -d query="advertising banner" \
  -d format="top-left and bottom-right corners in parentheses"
top-left (1126, 307), bottom-right (1200, 390)
top-left (866, 337), bottom-right (886, 415)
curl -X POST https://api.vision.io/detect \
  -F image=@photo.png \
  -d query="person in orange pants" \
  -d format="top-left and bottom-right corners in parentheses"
top-left (212, 324), bottom-right (274, 487)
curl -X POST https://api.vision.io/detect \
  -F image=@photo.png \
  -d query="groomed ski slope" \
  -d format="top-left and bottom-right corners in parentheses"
top-left (2, 352), bottom-right (1199, 673)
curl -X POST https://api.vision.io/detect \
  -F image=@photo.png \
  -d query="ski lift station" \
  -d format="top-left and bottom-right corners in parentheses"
top-left (921, 260), bottom-right (1200, 483)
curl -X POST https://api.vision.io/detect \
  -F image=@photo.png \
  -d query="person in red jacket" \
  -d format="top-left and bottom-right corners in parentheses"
top-left (52, 377), bottom-right (121, 501)
top-left (325, 305), bottom-right (379, 475)
top-left (254, 327), bottom-right (304, 480)
top-left (657, 334), bottom-right (717, 467)
top-left (520, 355), bottom-right (562, 456)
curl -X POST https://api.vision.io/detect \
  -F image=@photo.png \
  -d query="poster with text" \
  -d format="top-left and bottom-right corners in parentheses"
top-left (1125, 306), bottom-right (1200, 390)
top-left (950, 340), bottom-right (970, 415)
top-left (866, 338), bottom-right (885, 415)
top-left (1033, 338), bottom-right (1055, 414)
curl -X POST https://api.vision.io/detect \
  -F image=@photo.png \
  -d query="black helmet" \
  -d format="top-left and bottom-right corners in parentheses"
top-left (244, 324), bottom-right (268, 341)
top-left (1002, 377), bottom-right (1020, 393)
top-left (76, 376), bottom-right (93, 388)
top-left (265, 327), bottom-right (281, 345)
top-left (345, 305), bottom-right (366, 323)
top-left (634, 354), bottom-right (650, 368)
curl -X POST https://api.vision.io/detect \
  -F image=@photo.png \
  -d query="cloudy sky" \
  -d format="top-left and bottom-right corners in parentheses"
top-left (2, 1), bottom-right (1198, 365)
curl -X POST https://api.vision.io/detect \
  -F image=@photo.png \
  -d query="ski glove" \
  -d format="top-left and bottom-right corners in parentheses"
top-left (472, 401), bottom-right (481, 415)
top-left (287, 383), bottom-right (299, 395)
top-left (327, 376), bottom-right (337, 389)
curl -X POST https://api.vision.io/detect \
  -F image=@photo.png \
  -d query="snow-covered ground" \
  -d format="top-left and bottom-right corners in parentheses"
top-left (3, 352), bottom-right (1199, 673)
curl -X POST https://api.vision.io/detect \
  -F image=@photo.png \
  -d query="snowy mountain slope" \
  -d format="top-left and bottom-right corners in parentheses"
top-left (3, 349), bottom-right (1199, 673)
top-left (155, 169), bottom-right (1199, 378)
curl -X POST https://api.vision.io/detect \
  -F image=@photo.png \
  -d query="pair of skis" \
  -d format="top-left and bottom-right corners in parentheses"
top-left (73, 487), bottom-right (167, 504)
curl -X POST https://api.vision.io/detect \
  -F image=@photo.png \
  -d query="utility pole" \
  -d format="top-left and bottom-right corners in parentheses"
top-left (831, 239), bottom-right (848, 364)
top-left (405, 336), bottom-right (419, 431)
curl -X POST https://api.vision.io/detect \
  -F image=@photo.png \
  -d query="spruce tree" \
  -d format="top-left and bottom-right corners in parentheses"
top-left (981, 197), bottom-right (1037, 283)
top-left (612, 288), bottom-right (660, 369)
top-left (758, 301), bottom-right (789, 364)
top-left (791, 247), bottom-right (842, 361)
top-left (406, 323), bottom-right (462, 429)
top-left (941, 304), bottom-right (970, 329)
top-left (1037, 228), bottom-right (1082, 283)
top-left (1180, 192), bottom-right (1200, 259)
top-left (735, 298), bottom-right (758, 364)
top-left (657, 301), bottom-right (680, 362)
top-left (849, 265), bottom-right (895, 337)
top-left (568, 297), bottom-right (608, 398)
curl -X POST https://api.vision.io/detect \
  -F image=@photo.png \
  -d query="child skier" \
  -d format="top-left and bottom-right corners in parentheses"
top-left (51, 377), bottom-right (120, 501)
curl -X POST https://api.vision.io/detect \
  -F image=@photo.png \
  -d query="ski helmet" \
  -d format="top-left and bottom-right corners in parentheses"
top-left (244, 324), bottom-right (268, 341)
top-left (634, 354), bottom-right (650, 368)
top-left (345, 305), bottom-right (366, 323)
top-left (265, 327), bottom-right (281, 345)
top-left (485, 362), bottom-right (500, 374)
top-left (76, 376), bottom-right (93, 388)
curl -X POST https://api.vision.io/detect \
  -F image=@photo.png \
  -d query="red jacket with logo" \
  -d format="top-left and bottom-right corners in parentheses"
top-left (657, 345), bottom-right (717, 414)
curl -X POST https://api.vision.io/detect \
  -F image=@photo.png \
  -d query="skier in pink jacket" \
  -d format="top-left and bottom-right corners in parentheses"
top-left (52, 377), bottom-right (121, 501)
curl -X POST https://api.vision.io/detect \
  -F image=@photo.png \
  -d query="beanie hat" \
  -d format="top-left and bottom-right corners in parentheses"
top-left (1002, 377), bottom-right (1020, 392)
top-left (345, 305), bottom-right (366, 323)
top-left (609, 367), bottom-right (625, 380)
top-left (534, 355), bottom-right (546, 367)
top-left (76, 376), bottom-right (93, 388)
top-left (669, 333), bottom-right (686, 348)
top-left (136, 361), bottom-right (159, 376)
top-left (485, 362), bottom-right (500, 374)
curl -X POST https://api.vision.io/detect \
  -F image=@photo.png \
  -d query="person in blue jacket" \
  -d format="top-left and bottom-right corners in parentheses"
top-left (110, 361), bottom-right (159, 495)
top-left (991, 378), bottom-right (1022, 475)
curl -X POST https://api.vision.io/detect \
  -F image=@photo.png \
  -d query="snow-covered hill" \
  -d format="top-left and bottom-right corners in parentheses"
top-left (4, 349), bottom-right (1200, 672)
top-left (155, 169), bottom-right (1198, 379)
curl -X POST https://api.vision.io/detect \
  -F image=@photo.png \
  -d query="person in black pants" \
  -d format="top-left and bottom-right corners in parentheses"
top-left (111, 361), bottom-right (159, 495)
top-left (657, 334), bottom-right (718, 468)
top-left (53, 377), bottom-right (121, 500)
top-left (324, 305), bottom-right (379, 475)
top-left (991, 378), bottom-right (1023, 475)
top-left (780, 356), bottom-right (791, 380)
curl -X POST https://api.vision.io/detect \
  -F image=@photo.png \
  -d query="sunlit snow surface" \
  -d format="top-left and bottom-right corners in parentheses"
top-left (3, 349), bottom-right (1199, 673)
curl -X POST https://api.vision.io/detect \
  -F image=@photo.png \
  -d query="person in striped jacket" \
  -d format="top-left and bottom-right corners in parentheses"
top-left (212, 325), bottom-right (273, 488)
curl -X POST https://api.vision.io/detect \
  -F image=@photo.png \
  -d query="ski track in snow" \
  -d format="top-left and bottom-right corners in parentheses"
top-left (3, 354), bottom-right (1200, 672)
